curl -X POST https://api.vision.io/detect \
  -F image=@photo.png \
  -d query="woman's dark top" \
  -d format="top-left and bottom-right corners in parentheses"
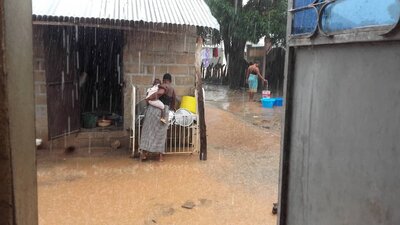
top-left (159, 95), bottom-right (173, 106)
top-left (158, 83), bottom-right (175, 109)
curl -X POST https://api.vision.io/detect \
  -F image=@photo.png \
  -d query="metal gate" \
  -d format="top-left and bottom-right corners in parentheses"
top-left (130, 85), bottom-right (199, 155)
top-left (137, 115), bottom-right (199, 154)
top-left (279, 1), bottom-right (400, 224)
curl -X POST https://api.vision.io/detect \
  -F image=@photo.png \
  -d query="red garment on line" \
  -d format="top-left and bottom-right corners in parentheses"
top-left (213, 48), bottom-right (218, 57)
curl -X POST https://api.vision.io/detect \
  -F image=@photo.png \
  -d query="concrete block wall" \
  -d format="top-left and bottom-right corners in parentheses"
top-left (33, 26), bottom-right (48, 145)
top-left (123, 27), bottom-right (197, 129)
top-left (31, 25), bottom-right (198, 136)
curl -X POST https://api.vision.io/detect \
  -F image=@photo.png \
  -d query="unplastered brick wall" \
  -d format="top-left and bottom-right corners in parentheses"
top-left (33, 26), bottom-right (49, 145)
top-left (123, 27), bottom-right (197, 129)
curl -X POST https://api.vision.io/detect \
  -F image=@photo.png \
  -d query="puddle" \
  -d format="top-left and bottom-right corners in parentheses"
top-left (37, 85), bottom-right (281, 225)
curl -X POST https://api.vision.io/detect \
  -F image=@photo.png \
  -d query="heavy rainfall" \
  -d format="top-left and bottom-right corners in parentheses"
top-left (37, 0), bottom-right (284, 224)
top-left (4, 0), bottom-right (400, 225)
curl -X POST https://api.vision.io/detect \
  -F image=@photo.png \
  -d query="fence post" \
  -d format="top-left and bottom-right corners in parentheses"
top-left (195, 36), bottom-right (207, 160)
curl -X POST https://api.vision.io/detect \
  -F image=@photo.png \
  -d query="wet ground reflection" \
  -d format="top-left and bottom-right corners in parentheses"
top-left (204, 84), bottom-right (282, 132)
top-left (37, 85), bottom-right (281, 225)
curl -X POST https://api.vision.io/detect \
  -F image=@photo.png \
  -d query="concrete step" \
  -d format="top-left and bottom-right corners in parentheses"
top-left (49, 130), bottom-right (129, 149)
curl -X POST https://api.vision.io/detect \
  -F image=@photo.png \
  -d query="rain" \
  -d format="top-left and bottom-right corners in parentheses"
top-left (31, 0), bottom-right (284, 224)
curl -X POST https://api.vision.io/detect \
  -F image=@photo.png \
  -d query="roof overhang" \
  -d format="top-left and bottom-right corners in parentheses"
top-left (32, 0), bottom-right (220, 30)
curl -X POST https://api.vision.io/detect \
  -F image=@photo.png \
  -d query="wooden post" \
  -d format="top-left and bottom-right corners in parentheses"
top-left (195, 36), bottom-right (207, 160)
top-left (262, 39), bottom-right (267, 79)
top-left (264, 37), bottom-right (273, 87)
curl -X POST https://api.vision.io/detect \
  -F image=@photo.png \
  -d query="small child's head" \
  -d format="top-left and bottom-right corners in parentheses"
top-left (153, 78), bottom-right (161, 85)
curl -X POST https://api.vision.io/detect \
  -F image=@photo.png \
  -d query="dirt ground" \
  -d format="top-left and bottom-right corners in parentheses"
top-left (37, 85), bottom-right (282, 225)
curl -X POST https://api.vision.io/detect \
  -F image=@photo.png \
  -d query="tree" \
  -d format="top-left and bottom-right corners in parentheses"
top-left (205, 0), bottom-right (287, 89)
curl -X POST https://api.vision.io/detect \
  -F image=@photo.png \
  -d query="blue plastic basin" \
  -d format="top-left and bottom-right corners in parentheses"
top-left (261, 98), bottom-right (275, 108)
top-left (274, 97), bottom-right (283, 107)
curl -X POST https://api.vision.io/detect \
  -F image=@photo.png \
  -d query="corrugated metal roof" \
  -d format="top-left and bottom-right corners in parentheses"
top-left (32, 0), bottom-right (219, 30)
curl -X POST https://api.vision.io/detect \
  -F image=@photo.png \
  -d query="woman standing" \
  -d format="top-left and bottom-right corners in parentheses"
top-left (139, 73), bottom-right (176, 161)
top-left (246, 62), bottom-right (267, 101)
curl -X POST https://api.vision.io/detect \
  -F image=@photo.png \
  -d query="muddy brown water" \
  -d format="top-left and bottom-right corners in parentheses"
top-left (204, 84), bottom-right (282, 132)
top-left (37, 85), bottom-right (282, 225)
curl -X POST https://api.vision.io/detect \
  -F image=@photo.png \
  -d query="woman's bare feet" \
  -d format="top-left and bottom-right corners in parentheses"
top-left (159, 153), bottom-right (164, 162)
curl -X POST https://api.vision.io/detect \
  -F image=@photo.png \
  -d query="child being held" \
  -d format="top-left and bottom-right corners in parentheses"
top-left (146, 79), bottom-right (167, 124)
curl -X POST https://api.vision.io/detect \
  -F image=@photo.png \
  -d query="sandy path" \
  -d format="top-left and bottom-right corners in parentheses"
top-left (37, 103), bottom-right (280, 225)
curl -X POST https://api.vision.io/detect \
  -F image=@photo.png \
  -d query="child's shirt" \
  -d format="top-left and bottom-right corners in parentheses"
top-left (146, 84), bottom-right (159, 99)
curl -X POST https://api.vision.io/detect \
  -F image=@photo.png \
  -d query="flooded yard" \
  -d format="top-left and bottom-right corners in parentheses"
top-left (37, 85), bottom-right (282, 225)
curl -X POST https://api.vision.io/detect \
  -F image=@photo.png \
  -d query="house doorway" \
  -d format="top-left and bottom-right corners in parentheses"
top-left (44, 26), bottom-right (80, 139)
top-left (44, 26), bottom-right (124, 139)
top-left (78, 27), bottom-right (124, 130)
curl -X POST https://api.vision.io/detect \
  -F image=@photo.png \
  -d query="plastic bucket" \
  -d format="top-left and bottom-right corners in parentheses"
top-left (261, 98), bottom-right (275, 108)
top-left (82, 113), bottom-right (98, 128)
top-left (180, 96), bottom-right (197, 113)
top-left (262, 90), bottom-right (271, 98)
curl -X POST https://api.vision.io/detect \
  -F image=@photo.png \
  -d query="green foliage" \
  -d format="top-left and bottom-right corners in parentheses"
top-left (266, 0), bottom-right (288, 45)
top-left (203, 0), bottom-right (288, 89)
top-left (205, 0), bottom-right (287, 45)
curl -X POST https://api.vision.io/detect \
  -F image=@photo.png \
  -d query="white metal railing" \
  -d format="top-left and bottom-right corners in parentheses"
top-left (137, 114), bottom-right (199, 154)
top-left (130, 84), bottom-right (136, 157)
top-left (130, 84), bottom-right (200, 155)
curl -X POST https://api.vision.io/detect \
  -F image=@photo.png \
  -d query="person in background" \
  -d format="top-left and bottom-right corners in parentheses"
top-left (246, 62), bottom-right (267, 101)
